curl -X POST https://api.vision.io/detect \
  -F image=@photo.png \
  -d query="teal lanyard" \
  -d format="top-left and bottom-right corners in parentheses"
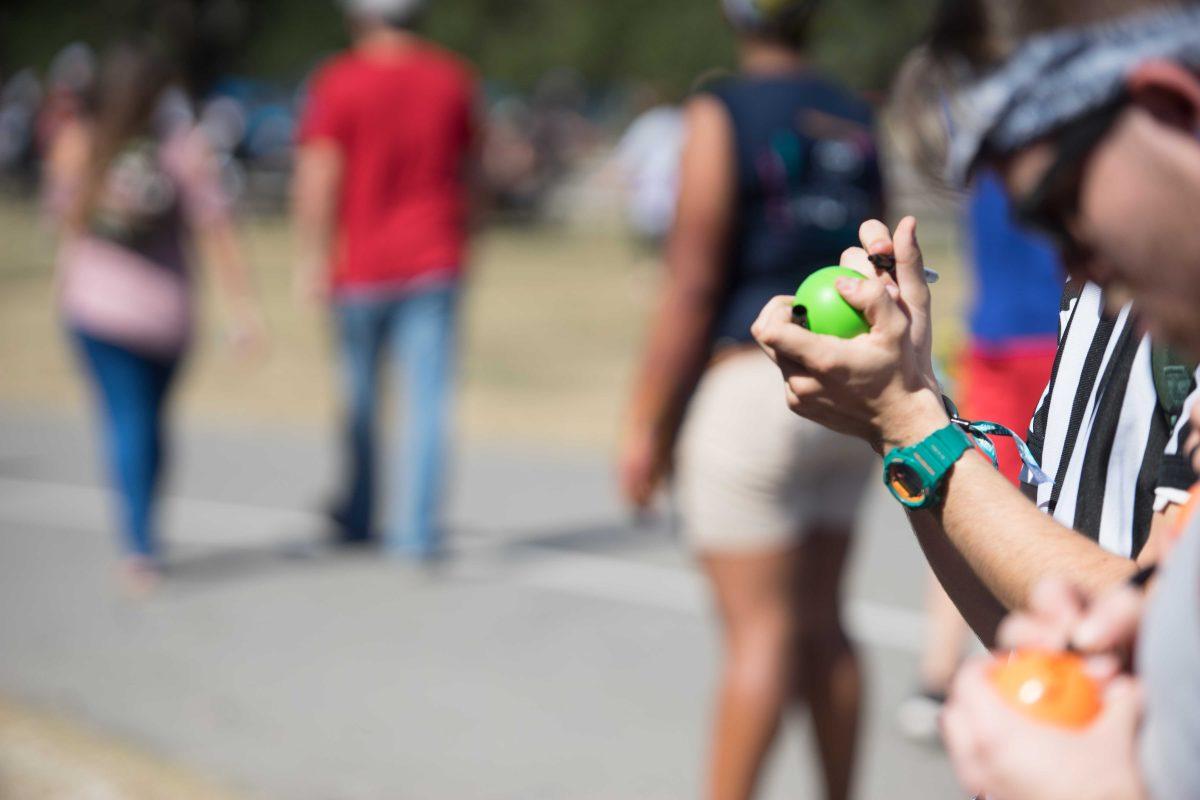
top-left (943, 396), bottom-right (1053, 486)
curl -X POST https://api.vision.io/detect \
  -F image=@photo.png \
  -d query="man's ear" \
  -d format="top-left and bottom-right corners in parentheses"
top-left (1126, 59), bottom-right (1200, 130)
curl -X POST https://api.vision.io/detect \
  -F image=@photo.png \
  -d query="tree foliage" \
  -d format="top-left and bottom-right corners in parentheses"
top-left (1, 0), bottom-right (938, 94)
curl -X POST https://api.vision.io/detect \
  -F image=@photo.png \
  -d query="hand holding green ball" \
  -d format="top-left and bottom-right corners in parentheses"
top-left (792, 266), bottom-right (870, 339)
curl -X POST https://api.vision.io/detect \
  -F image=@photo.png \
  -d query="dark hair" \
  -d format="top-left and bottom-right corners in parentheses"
top-left (347, 4), bottom-right (427, 35)
top-left (384, 9), bottom-right (426, 30)
top-left (886, 0), bottom-right (1200, 187)
top-left (70, 40), bottom-right (176, 230)
top-left (725, 0), bottom-right (821, 50)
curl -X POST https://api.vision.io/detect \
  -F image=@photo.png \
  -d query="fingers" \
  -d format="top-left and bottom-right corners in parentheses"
top-left (783, 370), bottom-right (824, 412)
top-left (1030, 577), bottom-right (1089, 630)
top-left (892, 215), bottom-right (927, 287)
top-left (859, 219), bottom-right (893, 258)
top-left (994, 578), bottom-right (1087, 652)
top-left (944, 657), bottom-right (1005, 796)
top-left (621, 464), bottom-right (657, 511)
top-left (1071, 584), bottom-right (1144, 654)
top-left (752, 297), bottom-right (854, 373)
top-left (835, 273), bottom-right (905, 333)
top-left (839, 246), bottom-right (875, 278)
top-left (1082, 653), bottom-right (1123, 684)
top-left (941, 704), bottom-right (986, 796)
top-left (751, 295), bottom-right (796, 363)
top-left (996, 612), bottom-right (1071, 652)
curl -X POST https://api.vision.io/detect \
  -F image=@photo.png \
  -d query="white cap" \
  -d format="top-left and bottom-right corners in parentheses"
top-left (341, 0), bottom-right (427, 22)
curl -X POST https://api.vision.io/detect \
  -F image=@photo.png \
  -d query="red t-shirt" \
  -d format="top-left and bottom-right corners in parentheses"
top-left (298, 45), bottom-right (476, 291)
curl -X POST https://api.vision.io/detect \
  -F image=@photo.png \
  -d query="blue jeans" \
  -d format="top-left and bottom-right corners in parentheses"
top-left (73, 331), bottom-right (180, 559)
top-left (333, 284), bottom-right (458, 556)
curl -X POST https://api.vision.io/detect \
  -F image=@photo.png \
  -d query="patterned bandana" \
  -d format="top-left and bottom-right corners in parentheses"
top-left (946, 6), bottom-right (1200, 186)
top-left (722, 0), bottom-right (820, 37)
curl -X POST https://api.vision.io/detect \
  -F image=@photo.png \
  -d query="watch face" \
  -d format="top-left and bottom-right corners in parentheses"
top-left (886, 461), bottom-right (927, 504)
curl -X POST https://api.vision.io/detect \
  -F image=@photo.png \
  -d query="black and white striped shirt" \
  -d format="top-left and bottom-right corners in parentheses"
top-left (1021, 281), bottom-right (1197, 558)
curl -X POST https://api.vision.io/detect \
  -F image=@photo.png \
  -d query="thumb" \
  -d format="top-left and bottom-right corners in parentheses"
top-left (837, 275), bottom-right (905, 335)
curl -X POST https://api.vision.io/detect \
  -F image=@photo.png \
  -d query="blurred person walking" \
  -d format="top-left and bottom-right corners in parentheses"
top-left (618, 2), bottom-right (884, 798)
top-left (898, 170), bottom-right (1063, 741)
top-left (293, 0), bottom-right (479, 560)
top-left (46, 40), bottom-right (264, 592)
top-left (612, 88), bottom-right (685, 249)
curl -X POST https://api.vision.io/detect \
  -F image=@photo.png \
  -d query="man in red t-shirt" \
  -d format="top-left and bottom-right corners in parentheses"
top-left (293, 0), bottom-right (479, 559)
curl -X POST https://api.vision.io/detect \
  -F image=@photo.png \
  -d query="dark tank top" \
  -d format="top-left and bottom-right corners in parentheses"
top-left (705, 72), bottom-right (883, 347)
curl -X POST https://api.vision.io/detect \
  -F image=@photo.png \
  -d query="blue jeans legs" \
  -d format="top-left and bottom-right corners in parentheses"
top-left (333, 285), bottom-right (457, 556)
top-left (74, 331), bottom-right (180, 560)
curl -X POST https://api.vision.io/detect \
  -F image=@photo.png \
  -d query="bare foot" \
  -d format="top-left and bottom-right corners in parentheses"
top-left (119, 557), bottom-right (162, 598)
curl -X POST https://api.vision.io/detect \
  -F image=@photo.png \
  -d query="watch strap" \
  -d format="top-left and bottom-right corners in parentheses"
top-left (911, 424), bottom-right (972, 482)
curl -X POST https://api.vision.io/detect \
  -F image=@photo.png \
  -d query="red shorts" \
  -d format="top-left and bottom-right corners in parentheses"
top-left (959, 340), bottom-right (1058, 485)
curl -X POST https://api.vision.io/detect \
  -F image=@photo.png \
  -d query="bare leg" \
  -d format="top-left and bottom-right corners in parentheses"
top-left (701, 546), bottom-right (806, 800)
top-left (795, 527), bottom-right (861, 800)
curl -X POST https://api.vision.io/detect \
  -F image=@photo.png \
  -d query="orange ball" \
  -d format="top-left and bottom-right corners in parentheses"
top-left (990, 651), bottom-right (1102, 729)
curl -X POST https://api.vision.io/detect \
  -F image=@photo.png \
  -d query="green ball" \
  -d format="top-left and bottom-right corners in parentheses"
top-left (792, 266), bottom-right (870, 339)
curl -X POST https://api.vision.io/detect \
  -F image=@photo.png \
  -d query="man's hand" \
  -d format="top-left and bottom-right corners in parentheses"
top-left (942, 657), bottom-right (1146, 800)
top-left (750, 217), bottom-right (945, 452)
top-left (996, 577), bottom-right (1145, 678)
top-left (859, 217), bottom-right (935, 379)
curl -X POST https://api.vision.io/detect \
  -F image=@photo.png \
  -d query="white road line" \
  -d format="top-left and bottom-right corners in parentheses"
top-left (0, 476), bottom-right (926, 651)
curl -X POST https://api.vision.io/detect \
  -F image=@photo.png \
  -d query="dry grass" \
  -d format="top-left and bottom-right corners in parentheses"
top-left (0, 198), bottom-right (654, 450)
top-left (0, 196), bottom-right (966, 451)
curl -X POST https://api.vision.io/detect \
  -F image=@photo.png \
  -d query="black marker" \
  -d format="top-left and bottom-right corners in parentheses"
top-left (868, 252), bottom-right (940, 284)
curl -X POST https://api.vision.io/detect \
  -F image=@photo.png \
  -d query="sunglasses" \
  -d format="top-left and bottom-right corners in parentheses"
top-left (1011, 95), bottom-right (1129, 260)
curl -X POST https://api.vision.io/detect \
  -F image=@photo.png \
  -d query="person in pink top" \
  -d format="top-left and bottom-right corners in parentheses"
top-left (293, 0), bottom-right (480, 560)
top-left (48, 39), bottom-right (264, 593)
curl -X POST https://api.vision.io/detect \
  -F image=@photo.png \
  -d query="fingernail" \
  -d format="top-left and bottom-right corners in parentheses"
top-left (835, 278), bottom-right (855, 293)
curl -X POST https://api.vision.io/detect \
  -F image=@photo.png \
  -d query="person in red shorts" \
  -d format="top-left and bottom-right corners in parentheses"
top-left (292, 0), bottom-right (480, 560)
top-left (897, 169), bottom-right (1062, 740)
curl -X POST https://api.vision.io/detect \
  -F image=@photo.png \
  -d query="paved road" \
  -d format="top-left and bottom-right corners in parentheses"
top-left (0, 408), bottom-right (963, 799)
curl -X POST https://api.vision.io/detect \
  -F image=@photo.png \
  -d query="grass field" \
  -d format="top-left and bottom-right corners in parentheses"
top-left (0, 195), bottom-right (967, 451)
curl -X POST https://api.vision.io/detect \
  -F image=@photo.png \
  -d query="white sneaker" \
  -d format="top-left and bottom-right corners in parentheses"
top-left (895, 689), bottom-right (946, 744)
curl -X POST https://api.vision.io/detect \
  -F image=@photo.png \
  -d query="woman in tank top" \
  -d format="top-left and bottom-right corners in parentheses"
top-left (46, 40), bottom-right (265, 594)
top-left (618, 2), bottom-right (884, 798)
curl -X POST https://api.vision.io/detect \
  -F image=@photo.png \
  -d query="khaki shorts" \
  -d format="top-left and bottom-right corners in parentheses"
top-left (675, 349), bottom-right (875, 553)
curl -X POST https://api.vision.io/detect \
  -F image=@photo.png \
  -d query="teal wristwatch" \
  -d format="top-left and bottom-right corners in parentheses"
top-left (883, 423), bottom-right (972, 509)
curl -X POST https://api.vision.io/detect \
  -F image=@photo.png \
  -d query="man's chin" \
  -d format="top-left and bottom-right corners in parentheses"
top-left (1150, 317), bottom-right (1200, 362)
top-left (1176, 330), bottom-right (1200, 362)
